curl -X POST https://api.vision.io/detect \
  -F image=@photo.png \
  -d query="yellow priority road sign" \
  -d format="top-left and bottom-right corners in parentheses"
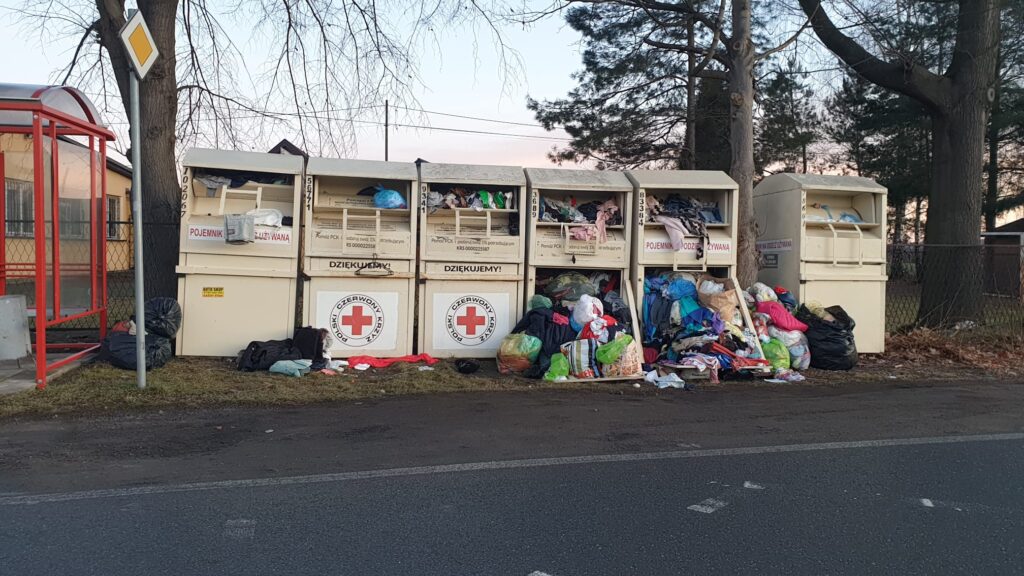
top-left (119, 10), bottom-right (159, 80)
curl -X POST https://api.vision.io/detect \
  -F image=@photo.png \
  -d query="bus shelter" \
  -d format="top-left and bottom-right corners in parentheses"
top-left (0, 84), bottom-right (114, 388)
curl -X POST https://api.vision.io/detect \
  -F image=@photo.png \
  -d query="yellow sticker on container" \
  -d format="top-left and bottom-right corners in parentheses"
top-left (202, 287), bottom-right (224, 298)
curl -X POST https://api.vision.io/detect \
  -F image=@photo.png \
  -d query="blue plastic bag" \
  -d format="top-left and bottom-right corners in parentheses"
top-left (373, 186), bottom-right (407, 209)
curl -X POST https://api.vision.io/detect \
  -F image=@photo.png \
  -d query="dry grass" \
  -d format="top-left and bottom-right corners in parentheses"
top-left (0, 357), bottom-right (630, 419)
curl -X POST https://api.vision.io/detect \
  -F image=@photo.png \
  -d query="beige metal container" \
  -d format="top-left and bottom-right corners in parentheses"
top-left (754, 173), bottom-right (888, 353)
top-left (417, 163), bottom-right (527, 357)
top-left (176, 148), bottom-right (304, 357)
top-left (524, 167), bottom-right (640, 332)
top-left (303, 158), bottom-right (418, 357)
top-left (626, 170), bottom-right (741, 341)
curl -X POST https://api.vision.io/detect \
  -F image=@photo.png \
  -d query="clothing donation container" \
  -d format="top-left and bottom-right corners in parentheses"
top-left (302, 158), bottom-right (418, 358)
top-left (417, 162), bottom-right (527, 358)
top-left (524, 167), bottom-right (639, 331)
top-left (625, 170), bottom-right (754, 342)
top-left (177, 149), bottom-right (304, 357)
top-left (754, 173), bottom-right (888, 353)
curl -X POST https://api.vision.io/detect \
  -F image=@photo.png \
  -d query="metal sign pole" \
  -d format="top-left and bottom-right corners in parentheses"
top-left (121, 7), bottom-right (157, 389)
top-left (130, 71), bottom-right (146, 389)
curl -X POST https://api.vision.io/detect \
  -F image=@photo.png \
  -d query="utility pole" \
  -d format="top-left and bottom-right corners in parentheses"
top-left (384, 99), bottom-right (389, 161)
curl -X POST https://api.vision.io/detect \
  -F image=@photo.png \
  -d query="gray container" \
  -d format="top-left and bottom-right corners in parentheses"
top-left (224, 213), bottom-right (255, 244)
top-left (0, 295), bottom-right (31, 361)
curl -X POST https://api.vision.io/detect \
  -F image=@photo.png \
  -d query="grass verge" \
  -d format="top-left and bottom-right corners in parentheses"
top-left (0, 357), bottom-right (630, 419)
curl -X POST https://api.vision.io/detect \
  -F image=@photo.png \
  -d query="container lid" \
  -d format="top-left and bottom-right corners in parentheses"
top-left (420, 162), bottom-right (526, 186)
top-left (524, 167), bottom-right (632, 191)
top-left (307, 157), bottom-right (417, 180)
top-left (183, 148), bottom-right (305, 175)
top-left (625, 169), bottom-right (737, 190)
top-left (758, 173), bottom-right (886, 193)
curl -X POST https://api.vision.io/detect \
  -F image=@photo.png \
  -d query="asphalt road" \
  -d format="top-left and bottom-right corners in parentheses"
top-left (2, 380), bottom-right (1024, 575)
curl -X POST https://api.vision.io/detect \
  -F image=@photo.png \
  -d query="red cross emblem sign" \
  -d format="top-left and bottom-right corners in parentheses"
top-left (329, 294), bottom-right (385, 346)
top-left (446, 295), bottom-right (497, 346)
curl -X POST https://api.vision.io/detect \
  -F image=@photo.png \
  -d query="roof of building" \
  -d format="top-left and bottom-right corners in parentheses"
top-left (268, 138), bottom-right (308, 159)
top-left (992, 217), bottom-right (1024, 233)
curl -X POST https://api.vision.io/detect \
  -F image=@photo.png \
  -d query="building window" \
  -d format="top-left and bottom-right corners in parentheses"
top-left (107, 196), bottom-right (121, 240)
top-left (58, 198), bottom-right (90, 240)
top-left (4, 178), bottom-right (34, 237)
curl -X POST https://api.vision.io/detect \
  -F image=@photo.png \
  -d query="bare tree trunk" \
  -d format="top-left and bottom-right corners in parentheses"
top-left (95, 0), bottom-right (180, 300)
top-left (914, 196), bottom-right (922, 244)
top-left (891, 198), bottom-right (906, 244)
top-left (985, 58), bottom-right (1001, 231)
top-left (682, 16), bottom-right (696, 170)
top-left (728, 0), bottom-right (758, 286)
top-left (919, 104), bottom-right (987, 326)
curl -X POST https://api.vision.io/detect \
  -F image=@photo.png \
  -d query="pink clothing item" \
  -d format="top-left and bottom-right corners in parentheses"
top-left (553, 313), bottom-right (570, 326)
top-left (755, 301), bottom-right (809, 332)
top-left (594, 199), bottom-right (619, 243)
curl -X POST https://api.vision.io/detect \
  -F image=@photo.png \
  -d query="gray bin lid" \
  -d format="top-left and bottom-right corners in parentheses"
top-left (307, 157), bottom-right (417, 180)
top-left (183, 148), bottom-right (305, 175)
top-left (524, 167), bottom-right (632, 191)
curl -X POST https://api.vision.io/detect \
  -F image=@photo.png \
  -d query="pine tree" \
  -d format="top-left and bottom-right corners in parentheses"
top-left (755, 60), bottom-right (820, 174)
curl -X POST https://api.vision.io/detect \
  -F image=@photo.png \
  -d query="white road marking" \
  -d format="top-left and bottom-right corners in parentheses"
top-left (743, 481), bottom-right (764, 490)
top-left (527, 572), bottom-right (556, 576)
top-left (223, 519), bottom-right (256, 539)
top-left (920, 498), bottom-right (935, 508)
top-left (688, 498), bottom-right (728, 514)
top-left (2, 432), bottom-right (1021, 506)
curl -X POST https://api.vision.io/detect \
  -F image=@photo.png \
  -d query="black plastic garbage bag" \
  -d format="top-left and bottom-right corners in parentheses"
top-left (795, 304), bottom-right (858, 371)
top-left (144, 297), bottom-right (182, 339)
top-left (237, 339), bottom-right (301, 371)
top-left (102, 332), bottom-right (173, 370)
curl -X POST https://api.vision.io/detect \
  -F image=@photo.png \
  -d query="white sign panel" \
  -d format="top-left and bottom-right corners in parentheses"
top-left (187, 224), bottom-right (292, 245)
top-left (756, 238), bottom-right (794, 253)
top-left (644, 238), bottom-right (733, 254)
top-left (317, 291), bottom-right (398, 351)
top-left (431, 292), bottom-right (510, 351)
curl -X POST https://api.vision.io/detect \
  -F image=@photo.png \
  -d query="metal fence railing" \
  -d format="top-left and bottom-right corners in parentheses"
top-left (887, 243), bottom-right (1024, 334)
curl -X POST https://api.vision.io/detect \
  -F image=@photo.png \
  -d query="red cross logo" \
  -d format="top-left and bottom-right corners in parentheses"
top-left (342, 305), bottom-right (374, 336)
top-left (456, 306), bottom-right (487, 336)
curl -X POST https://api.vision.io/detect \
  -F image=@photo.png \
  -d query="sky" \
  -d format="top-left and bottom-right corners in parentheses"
top-left (0, 1), bottom-right (584, 168)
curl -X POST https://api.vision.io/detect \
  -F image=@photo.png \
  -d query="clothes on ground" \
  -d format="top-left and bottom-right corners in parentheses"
top-left (345, 354), bottom-right (439, 369)
top-left (269, 359), bottom-right (312, 377)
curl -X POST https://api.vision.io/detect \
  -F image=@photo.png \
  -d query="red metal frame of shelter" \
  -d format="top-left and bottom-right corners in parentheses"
top-left (0, 86), bottom-right (115, 388)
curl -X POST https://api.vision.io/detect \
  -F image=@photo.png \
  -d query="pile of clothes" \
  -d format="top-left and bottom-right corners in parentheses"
top-left (423, 187), bottom-right (514, 212)
top-left (745, 282), bottom-right (810, 382)
top-left (645, 194), bottom-right (722, 258)
top-left (539, 196), bottom-right (622, 243)
top-left (237, 327), bottom-right (349, 376)
top-left (642, 272), bottom-right (769, 384)
top-left (497, 271), bottom-right (642, 380)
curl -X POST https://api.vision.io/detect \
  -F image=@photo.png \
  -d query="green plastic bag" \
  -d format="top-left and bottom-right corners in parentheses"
top-left (762, 337), bottom-right (791, 372)
top-left (596, 334), bottom-right (633, 365)
top-left (497, 333), bottom-right (542, 374)
top-left (528, 294), bottom-right (553, 310)
top-left (544, 353), bottom-right (570, 381)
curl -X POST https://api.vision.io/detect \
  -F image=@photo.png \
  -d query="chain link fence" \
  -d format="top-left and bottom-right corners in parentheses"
top-left (3, 220), bottom-right (179, 331)
top-left (11, 231), bottom-right (1023, 336)
top-left (887, 243), bottom-right (1024, 334)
